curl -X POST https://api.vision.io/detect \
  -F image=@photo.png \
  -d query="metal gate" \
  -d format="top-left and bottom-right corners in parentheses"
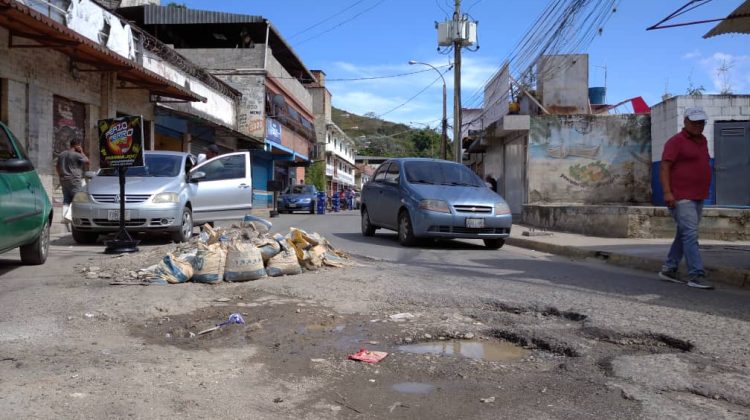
top-left (714, 121), bottom-right (750, 206)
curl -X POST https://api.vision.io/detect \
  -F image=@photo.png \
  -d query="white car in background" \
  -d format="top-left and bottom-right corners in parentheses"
top-left (71, 150), bottom-right (252, 243)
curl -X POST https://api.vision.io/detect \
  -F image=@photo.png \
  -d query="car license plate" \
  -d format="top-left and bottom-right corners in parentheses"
top-left (108, 210), bottom-right (131, 221)
top-left (288, 203), bottom-right (297, 208)
top-left (466, 218), bottom-right (485, 228)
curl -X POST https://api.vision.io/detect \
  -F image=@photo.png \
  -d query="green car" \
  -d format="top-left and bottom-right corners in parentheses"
top-left (0, 122), bottom-right (53, 264)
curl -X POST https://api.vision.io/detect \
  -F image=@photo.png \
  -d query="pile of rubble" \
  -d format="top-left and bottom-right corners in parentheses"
top-left (112, 216), bottom-right (350, 285)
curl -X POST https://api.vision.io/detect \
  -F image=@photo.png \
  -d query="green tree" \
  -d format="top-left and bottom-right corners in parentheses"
top-left (305, 160), bottom-right (326, 191)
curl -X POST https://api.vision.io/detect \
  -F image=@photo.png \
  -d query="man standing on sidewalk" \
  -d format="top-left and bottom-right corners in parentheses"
top-left (658, 107), bottom-right (714, 289)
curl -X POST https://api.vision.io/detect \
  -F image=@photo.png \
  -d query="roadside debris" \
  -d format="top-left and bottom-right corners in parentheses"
top-left (348, 348), bottom-right (388, 364)
top-left (480, 397), bottom-right (496, 403)
top-left (109, 217), bottom-right (352, 285)
top-left (197, 313), bottom-right (245, 335)
top-left (389, 312), bottom-right (415, 321)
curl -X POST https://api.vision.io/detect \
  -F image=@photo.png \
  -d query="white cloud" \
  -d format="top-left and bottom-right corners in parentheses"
top-left (326, 57), bottom-right (502, 124)
top-left (698, 52), bottom-right (750, 93)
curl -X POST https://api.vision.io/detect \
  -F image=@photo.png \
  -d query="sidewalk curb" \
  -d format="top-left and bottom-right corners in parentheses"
top-left (506, 237), bottom-right (749, 290)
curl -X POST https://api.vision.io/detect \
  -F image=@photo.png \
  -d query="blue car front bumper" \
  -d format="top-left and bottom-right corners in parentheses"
top-left (410, 208), bottom-right (512, 239)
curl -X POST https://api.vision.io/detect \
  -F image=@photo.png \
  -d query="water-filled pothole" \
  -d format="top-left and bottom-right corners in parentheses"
top-left (398, 340), bottom-right (528, 362)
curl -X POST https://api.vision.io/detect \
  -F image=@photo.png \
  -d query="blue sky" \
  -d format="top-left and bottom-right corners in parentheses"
top-left (180, 0), bottom-right (748, 128)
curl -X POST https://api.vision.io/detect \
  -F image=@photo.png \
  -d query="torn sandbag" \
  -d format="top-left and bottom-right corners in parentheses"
top-left (224, 240), bottom-right (266, 282)
top-left (193, 243), bottom-right (226, 284)
top-left (254, 237), bottom-right (281, 262)
top-left (266, 248), bottom-right (302, 277)
top-left (154, 250), bottom-right (198, 284)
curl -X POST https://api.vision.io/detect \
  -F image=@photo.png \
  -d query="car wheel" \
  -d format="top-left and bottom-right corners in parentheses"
top-left (171, 207), bottom-right (193, 243)
top-left (361, 207), bottom-right (376, 237)
top-left (20, 217), bottom-right (50, 265)
top-left (398, 210), bottom-right (417, 246)
top-left (72, 227), bottom-right (99, 244)
top-left (309, 201), bottom-right (316, 214)
top-left (483, 238), bottom-right (505, 250)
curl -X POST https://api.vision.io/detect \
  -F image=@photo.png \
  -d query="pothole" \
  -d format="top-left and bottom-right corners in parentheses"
top-left (581, 327), bottom-right (693, 352)
top-left (481, 300), bottom-right (588, 322)
top-left (398, 339), bottom-right (529, 362)
top-left (487, 329), bottom-right (580, 357)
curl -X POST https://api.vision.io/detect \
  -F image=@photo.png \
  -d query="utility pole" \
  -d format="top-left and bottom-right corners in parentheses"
top-left (453, 0), bottom-right (462, 163)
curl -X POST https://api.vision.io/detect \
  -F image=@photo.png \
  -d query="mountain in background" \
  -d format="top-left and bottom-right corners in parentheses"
top-left (331, 107), bottom-right (446, 159)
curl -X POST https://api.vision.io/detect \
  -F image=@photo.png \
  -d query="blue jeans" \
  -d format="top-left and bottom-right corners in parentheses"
top-left (663, 199), bottom-right (704, 278)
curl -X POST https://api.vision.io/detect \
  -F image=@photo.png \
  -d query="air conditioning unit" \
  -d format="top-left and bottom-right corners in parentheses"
top-left (437, 20), bottom-right (477, 47)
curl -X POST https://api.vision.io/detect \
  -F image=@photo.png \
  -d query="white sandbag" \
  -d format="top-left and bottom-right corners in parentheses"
top-left (224, 240), bottom-right (266, 282)
top-left (154, 251), bottom-right (197, 284)
top-left (254, 238), bottom-right (281, 262)
top-left (193, 243), bottom-right (226, 284)
top-left (266, 248), bottom-right (302, 277)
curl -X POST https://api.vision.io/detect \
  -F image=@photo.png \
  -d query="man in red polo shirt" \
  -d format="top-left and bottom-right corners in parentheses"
top-left (658, 107), bottom-right (713, 289)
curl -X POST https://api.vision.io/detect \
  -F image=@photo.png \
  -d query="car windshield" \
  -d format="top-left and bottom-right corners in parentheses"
top-left (289, 185), bottom-right (314, 194)
top-left (404, 161), bottom-right (484, 187)
top-left (98, 154), bottom-right (182, 177)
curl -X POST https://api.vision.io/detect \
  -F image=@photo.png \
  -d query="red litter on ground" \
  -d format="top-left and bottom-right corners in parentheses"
top-left (348, 348), bottom-right (388, 364)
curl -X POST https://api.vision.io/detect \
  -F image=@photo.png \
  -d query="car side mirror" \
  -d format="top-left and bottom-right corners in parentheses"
top-left (189, 171), bottom-right (206, 182)
top-left (0, 158), bottom-right (34, 172)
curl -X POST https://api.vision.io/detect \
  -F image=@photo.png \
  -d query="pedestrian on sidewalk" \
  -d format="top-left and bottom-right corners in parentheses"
top-left (658, 107), bottom-right (714, 289)
top-left (56, 138), bottom-right (89, 205)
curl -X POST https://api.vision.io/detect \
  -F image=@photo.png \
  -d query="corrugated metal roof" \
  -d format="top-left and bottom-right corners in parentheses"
top-left (704, 0), bottom-right (750, 38)
top-left (140, 5), bottom-right (264, 25)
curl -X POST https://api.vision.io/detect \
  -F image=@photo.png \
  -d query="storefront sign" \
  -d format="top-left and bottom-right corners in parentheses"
top-left (266, 118), bottom-right (282, 144)
top-left (98, 116), bottom-right (144, 168)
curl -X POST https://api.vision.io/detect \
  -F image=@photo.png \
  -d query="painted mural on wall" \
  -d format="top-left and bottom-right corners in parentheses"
top-left (233, 75), bottom-right (266, 139)
top-left (528, 114), bottom-right (651, 204)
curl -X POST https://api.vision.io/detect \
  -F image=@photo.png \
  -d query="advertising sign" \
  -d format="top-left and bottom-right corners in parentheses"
top-left (98, 116), bottom-right (144, 168)
top-left (266, 118), bottom-right (282, 144)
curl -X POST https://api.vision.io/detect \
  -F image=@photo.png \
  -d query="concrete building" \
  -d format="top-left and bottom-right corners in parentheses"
top-left (118, 4), bottom-right (317, 209)
top-left (651, 94), bottom-right (750, 207)
top-left (307, 70), bottom-right (356, 195)
top-left (0, 0), bottom-right (240, 229)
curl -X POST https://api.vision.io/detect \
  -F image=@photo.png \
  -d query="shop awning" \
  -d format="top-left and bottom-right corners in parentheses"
top-left (704, 0), bottom-right (750, 38)
top-left (0, 0), bottom-right (205, 102)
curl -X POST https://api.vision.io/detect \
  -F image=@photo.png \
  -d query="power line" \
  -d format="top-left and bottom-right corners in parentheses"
top-left (376, 71), bottom-right (447, 119)
top-left (288, 0), bottom-right (369, 40)
top-left (294, 0), bottom-right (388, 46)
top-left (264, 65), bottom-right (451, 83)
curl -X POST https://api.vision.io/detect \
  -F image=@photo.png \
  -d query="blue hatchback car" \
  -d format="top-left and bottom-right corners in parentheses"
top-left (360, 158), bottom-right (512, 249)
top-left (278, 184), bottom-right (318, 214)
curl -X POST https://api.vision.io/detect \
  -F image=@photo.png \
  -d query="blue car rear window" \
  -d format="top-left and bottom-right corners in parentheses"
top-left (404, 161), bottom-right (483, 187)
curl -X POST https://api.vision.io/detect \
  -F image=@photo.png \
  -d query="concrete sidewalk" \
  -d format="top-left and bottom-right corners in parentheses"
top-left (506, 225), bottom-right (750, 289)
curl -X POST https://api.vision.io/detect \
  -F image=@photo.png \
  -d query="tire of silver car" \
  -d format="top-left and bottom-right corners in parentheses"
top-left (20, 217), bottom-right (50, 265)
top-left (398, 210), bottom-right (417, 246)
top-left (171, 207), bottom-right (193, 243)
top-left (483, 238), bottom-right (505, 250)
top-left (71, 227), bottom-right (99, 244)
top-left (361, 207), bottom-right (376, 237)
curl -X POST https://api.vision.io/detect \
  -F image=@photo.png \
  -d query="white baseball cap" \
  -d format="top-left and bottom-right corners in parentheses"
top-left (685, 107), bottom-right (708, 121)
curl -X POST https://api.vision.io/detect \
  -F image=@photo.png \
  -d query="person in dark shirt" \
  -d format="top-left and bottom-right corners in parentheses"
top-left (658, 107), bottom-right (713, 289)
top-left (56, 138), bottom-right (89, 205)
top-left (485, 174), bottom-right (498, 192)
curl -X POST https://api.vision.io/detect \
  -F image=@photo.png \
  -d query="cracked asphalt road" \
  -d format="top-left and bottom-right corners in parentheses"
top-left (1, 212), bottom-right (748, 419)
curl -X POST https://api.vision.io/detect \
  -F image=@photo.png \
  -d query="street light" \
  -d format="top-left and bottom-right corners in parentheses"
top-left (409, 60), bottom-right (448, 160)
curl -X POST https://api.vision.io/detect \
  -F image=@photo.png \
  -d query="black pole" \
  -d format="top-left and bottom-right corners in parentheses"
top-left (104, 166), bottom-right (139, 253)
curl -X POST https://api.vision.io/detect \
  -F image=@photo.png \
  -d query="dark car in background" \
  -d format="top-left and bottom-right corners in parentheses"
top-left (359, 158), bottom-right (512, 249)
top-left (0, 122), bottom-right (53, 264)
top-left (278, 184), bottom-right (318, 214)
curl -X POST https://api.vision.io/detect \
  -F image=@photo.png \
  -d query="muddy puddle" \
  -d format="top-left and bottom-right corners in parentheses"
top-left (398, 339), bottom-right (528, 362)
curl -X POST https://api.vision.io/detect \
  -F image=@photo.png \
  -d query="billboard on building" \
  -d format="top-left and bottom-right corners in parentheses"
top-left (266, 118), bottom-right (282, 144)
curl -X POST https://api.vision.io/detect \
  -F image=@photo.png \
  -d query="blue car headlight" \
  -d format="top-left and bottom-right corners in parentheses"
top-left (495, 202), bottom-right (511, 215)
top-left (419, 199), bottom-right (451, 213)
top-left (300, 198), bottom-right (311, 203)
